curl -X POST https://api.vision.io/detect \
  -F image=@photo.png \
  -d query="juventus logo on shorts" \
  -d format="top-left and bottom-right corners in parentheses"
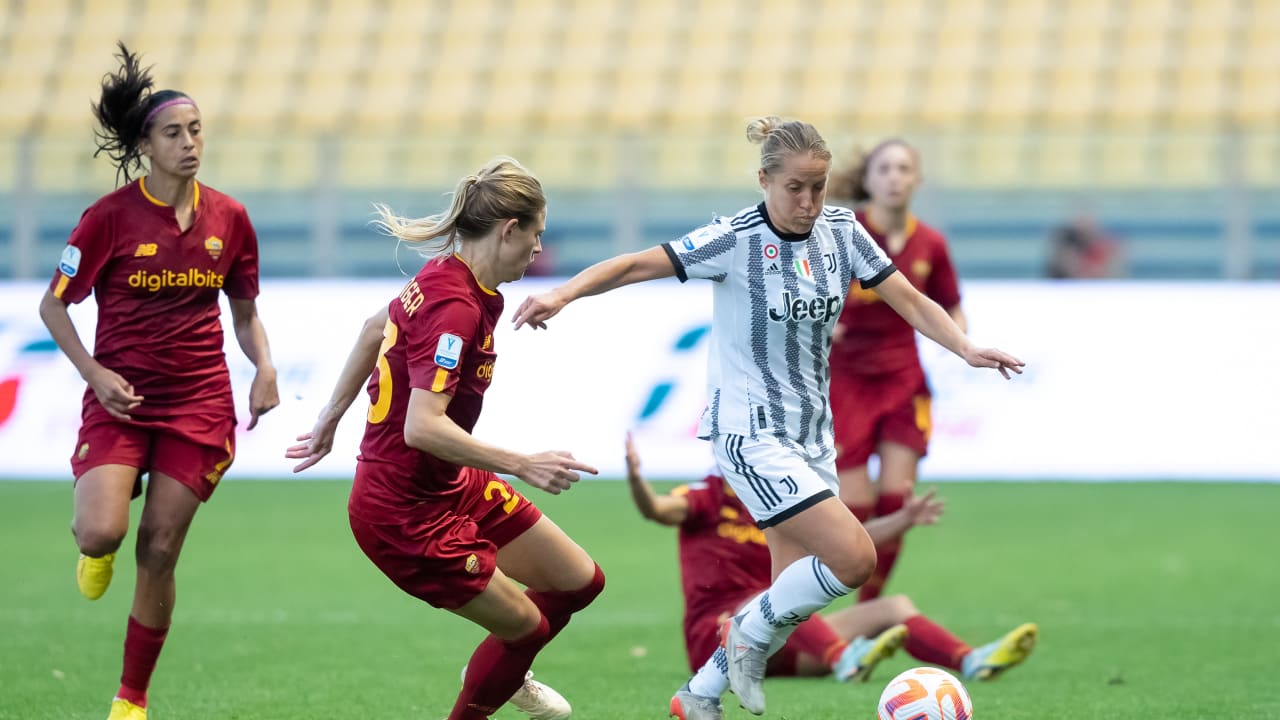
top-left (779, 475), bottom-right (799, 495)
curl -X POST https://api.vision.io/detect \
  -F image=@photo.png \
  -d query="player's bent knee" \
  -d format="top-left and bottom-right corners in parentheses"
top-left (566, 563), bottom-right (605, 612)
top-left (885, 594), bottom-right (918, 618)
top-left (829, 545), bottom-right (877, 590)
top-left (510, 613), bottom-right (552, 648)
top-left (73, 522), bottom-right (126, 557)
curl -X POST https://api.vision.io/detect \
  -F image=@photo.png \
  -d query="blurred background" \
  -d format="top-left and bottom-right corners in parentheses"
top-left (1, 0), bottom-right (1277, 280)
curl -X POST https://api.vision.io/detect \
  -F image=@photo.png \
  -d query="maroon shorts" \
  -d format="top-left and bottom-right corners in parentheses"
top-left (830, 367), bottom-right (932, 472)
top-left (349, 465), bottom-right (544, 610)
top-left (70, 415), bottom-right (236, 502)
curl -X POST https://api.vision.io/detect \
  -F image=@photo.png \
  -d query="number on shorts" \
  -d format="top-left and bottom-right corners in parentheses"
top-left (367, 318), bottom-right (400, 424)
top-left (483, 480), bottom-right (520, 514)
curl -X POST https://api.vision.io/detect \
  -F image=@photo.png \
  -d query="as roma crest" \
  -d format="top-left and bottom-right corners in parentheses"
top-left (205, 236), bottom-right (224, 261)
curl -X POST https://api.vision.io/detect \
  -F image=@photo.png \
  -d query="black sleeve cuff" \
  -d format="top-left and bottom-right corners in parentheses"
top-left (860, 263), bottom-right (897, 289)
top-left (661, 243), bottom-right (689, 283)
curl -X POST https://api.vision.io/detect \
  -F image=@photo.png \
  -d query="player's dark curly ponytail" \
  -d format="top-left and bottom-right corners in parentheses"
top-left (92, 42), bottom-right (193, 185)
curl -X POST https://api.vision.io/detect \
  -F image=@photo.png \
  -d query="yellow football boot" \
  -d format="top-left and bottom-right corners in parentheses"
top-left (833, 623), bottom-right (908, 682)
top-left (962, 622), bottom-right (1038, 680)
top-left (77, 553), bottom-right (116, 600)
top-left (107, 698), bottom-right (147, 720)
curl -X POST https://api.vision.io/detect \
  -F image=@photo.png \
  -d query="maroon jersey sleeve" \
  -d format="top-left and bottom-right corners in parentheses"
top-left (926, 235), bottom-right (962, 310)
top-left (50, 205), bottom-right (116, 305)
top-left (675, 480), bottom-right (721, 530)
top-left (403, 290), bottom-right (482, 396)
top-left (222, 208), bottom-right (260, 299)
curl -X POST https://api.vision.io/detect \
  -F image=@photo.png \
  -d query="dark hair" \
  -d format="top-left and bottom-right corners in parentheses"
top-left (829, 138), bottom-right (918, 204)
top-left (92, 42), bottom-right (194, 185)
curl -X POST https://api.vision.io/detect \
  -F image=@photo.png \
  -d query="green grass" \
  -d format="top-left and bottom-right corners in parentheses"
top-left (1, 479), bottom-right (1277, 719)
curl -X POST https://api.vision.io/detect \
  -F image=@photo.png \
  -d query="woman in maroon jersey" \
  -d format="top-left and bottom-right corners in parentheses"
top-left (286, 157), bottom-right (605, 720)
top-left (36, 44), bottom-right (278, 720)
top-left (827, 140), bottom-right (965, 602)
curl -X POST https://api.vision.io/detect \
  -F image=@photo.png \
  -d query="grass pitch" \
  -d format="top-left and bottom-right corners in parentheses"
top-left (1, 479), bottom-right (1276, 719)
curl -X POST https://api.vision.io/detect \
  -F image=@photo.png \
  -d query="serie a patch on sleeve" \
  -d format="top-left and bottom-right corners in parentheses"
top-left (59, 245), bottom-right (82, 277)
top-left (434, 333), bottom-right (463, 369)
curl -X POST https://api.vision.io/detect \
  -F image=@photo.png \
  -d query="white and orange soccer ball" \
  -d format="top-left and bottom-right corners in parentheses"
top-left (877, 666), bottom-right (974, 720)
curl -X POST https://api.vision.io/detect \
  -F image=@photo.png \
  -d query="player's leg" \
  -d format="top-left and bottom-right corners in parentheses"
top-left (453, 473), bottom-right (602, 720)
top-left (493, 515), bottom-right (601, 720)
top-left (777, 615), bottom-right (848, 677)
top-left (113, 471), bottom-right (201, 713)
top-left (71, 420), bottom-right (151, 601)
top-left (72, 465), bottom-right (137, 600)
top-left (716, 436), bottom-right (877, 715)
top-left (450, 569), bottom-right (555, 720)
top-left (496, 514), bottom-right (604, 636)
top-left (860, 439), bottom-right (921, 600)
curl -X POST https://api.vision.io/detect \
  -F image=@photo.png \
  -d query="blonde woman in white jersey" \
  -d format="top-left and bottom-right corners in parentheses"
top-left (513, 117), bottom-right (1023, 720)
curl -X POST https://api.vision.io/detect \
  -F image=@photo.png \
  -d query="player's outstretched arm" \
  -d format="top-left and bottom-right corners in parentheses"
top-left (873, 272), bottom-right (1024, 379)
top-left (513, 246), bottom-right (675, 330)
top-left (624, 432), bottom-right (689, 526)
top-left (404, 387), bottom-right (599, 494)
top-left (286, 306), bottom-right (388, 472)
top-left (861, 489), bottom-right (944, 545)
top-left (229, 297), bottom-right (279, 430)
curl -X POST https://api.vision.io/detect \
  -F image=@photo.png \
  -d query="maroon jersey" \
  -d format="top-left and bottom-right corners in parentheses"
top-left (830, 213), bottom-right (961, 376)
top-left (676, 475), bottom-right (772, 634)
top-left (49, 179), bottom-right (259, 441)
top-left (352, 255), bottom-right (502, 523)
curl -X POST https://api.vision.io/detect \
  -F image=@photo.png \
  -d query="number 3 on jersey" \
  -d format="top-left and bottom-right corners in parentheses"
top-left (368, 318), bottom-right (400, 424)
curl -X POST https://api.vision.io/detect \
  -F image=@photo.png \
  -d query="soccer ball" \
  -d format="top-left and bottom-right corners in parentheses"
top-left (877, 667), bottom-right (974, 720)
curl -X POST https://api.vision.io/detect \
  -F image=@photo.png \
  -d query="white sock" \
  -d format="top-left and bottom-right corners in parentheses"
top-left (687, 647), bottom-right (730, 698)
top-left (737, 556), bottom-right (853, 648)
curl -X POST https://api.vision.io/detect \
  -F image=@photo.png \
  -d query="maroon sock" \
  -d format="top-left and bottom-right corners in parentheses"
top-left (846, 502), bottom-right (874, 524)
top-left (859, 493), bottom-right (907, 601)
top-left (117, 616), bottom-right (169, 708)
top-left (525, 563), bottom-right (605, 639)
top-left (787, 615), bottom-right (848, 668)
top-left (449, 614), bottom-right (552, 720)
top-left (903, 615), bottom-right (972, 671)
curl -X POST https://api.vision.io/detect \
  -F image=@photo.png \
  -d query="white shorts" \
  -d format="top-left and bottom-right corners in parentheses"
top-left (712, 433), bottom-right (838, 529)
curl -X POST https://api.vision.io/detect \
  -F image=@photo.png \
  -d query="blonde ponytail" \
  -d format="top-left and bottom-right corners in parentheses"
top-left (372, 157), bottom-right (545, 260)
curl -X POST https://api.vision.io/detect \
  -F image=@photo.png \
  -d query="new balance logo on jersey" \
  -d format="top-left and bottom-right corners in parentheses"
top-left (767, 291), bottom-right (842, 323)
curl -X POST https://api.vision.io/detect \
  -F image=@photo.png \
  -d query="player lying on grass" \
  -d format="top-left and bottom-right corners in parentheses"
top-left (623, 435), bottom-right (1037, 720)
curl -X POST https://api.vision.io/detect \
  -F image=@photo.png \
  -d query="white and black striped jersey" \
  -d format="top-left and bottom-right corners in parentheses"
top-left (662, 202), bottom-right (896, 455)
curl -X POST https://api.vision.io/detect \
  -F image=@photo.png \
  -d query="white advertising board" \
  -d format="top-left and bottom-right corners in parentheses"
top-left (0, 280), bottom-right (1276, 481)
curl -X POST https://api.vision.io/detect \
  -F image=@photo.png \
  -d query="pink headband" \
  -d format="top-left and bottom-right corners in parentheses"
top-left (143, 97), bottom-right (198, 129)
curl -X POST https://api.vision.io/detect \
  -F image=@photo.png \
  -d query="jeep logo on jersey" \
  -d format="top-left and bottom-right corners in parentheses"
top-left (768, 291), bottom-right (842, 323)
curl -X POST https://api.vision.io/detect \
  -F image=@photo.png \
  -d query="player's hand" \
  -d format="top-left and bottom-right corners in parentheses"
top-left (86, 364), bottom-right (142, 420)
top-left (247, 366), bottom-right (280, 430)
top-left (624, 431), bottom-right (642, 481)
top-left (511, 288), bottom-right (569, 331)
top-left (519, 450), bottom-right (599, 494)
top-left (903, 488), bottom-right (944, 527)
top-left (962, 346), bottom-right (1025, 379)
top-left (285, 407), bottom-right (340, 473)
